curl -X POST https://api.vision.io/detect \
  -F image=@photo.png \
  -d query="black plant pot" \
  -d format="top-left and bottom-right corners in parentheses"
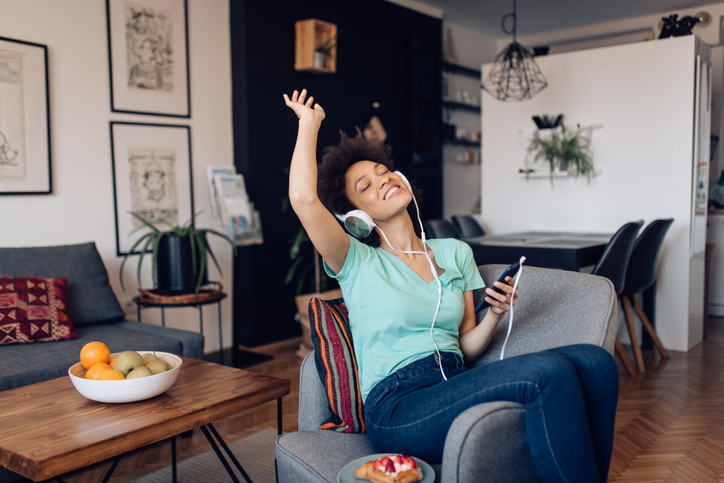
top-left (155, 234), bottom-right (208, 293)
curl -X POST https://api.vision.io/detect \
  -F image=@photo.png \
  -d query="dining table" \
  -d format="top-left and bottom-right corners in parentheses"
top-left (462, 231), bottom-right (613, 271)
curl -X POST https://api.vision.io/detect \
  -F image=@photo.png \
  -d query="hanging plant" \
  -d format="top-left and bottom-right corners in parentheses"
top-left (526, 123), bottom-right (594, 187)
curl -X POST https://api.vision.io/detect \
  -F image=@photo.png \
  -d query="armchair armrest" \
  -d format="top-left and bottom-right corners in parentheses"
top-left (442, 402), bottom-right (540, 483)
top-left (472, 265), bottom-right (617, 368)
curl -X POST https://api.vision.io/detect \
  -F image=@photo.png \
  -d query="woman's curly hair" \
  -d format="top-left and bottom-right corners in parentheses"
top-left (318, 129), bottom-right (421, 247)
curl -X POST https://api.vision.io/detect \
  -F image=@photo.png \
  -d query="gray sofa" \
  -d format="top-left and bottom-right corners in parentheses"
top-left (0, 242), bottom-right (205, 482)
top-left (275, 264), bottom-right (618, 483)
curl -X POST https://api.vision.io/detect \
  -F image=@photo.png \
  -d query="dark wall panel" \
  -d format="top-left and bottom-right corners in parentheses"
top-left (231, 0), bottom-right (441, 347)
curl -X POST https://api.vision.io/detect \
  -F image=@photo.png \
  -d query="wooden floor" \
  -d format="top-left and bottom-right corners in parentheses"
top-left (52, 321), bottom-right (724, 482)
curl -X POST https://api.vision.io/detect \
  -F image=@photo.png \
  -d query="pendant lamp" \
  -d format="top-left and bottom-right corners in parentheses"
top-left (481, 0), bottom-right (547, 101)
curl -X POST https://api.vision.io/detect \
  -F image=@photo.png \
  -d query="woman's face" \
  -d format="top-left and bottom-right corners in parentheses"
top-left (344, 160), bottom-right (411, 222)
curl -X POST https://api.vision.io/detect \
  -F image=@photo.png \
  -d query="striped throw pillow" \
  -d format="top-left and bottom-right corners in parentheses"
top-left (308, 297), bottom-right (365, 433)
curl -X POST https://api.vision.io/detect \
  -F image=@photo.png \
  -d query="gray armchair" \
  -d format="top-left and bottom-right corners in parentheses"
top-left (275, 265), bottom-right (618, 482)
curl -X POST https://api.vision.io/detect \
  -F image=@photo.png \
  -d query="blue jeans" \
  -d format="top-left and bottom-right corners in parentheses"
top-left (364, 344), bottom-right (618, 483)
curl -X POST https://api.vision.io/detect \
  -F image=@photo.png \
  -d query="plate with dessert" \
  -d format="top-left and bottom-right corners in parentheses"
top-left (337, 453), bottom-right (434, 483)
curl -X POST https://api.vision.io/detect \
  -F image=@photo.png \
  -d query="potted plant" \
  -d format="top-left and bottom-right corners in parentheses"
top-left (120, 212), bottom-right (237, 296)
top-left (313, 33), bottom-right (338, 69)
top-left (526, 123), bottom-right (595, 186)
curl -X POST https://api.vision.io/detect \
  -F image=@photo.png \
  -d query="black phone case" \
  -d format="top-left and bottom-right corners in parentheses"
top-left (475, 262), bottom-right (520, 314)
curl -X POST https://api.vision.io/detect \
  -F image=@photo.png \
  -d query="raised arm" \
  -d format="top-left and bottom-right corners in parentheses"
top-left (284, 89), bottom-right (349, 274)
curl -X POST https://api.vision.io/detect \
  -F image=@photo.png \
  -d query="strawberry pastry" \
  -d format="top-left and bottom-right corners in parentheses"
top-left (354, 454), bottom-right (423, 483)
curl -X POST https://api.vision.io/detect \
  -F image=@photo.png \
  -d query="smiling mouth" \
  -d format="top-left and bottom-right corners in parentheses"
top-left (384, 186), bottom-right (401, 200)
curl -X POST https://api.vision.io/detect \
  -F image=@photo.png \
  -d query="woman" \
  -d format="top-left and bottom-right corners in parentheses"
top-left (284, 89), bottom-right (618, 483)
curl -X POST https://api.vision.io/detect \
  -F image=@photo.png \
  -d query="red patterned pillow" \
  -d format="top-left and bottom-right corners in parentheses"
top-left (0, 277), bottom-right (78, 345)
top-left (309, 297), bottom-right (365, 433)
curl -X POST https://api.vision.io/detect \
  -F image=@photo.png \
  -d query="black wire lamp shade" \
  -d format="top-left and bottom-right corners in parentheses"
top-left (481, 0), bottom-right (548, 101)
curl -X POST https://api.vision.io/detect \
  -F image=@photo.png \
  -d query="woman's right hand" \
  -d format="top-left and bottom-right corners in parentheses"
top-left (283, 89), bottom-right (325, 124)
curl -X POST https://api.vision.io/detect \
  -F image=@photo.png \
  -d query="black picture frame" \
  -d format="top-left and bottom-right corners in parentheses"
top-left (106, 0), bottom-right (191, 118)
top-left (110, 121), bottom-right (194, 256)
top-left (0, 36), bottom-right (52, 195)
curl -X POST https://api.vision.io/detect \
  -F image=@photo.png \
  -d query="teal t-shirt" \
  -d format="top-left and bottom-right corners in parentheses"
top-left (323, 235), bottom-right (485, 403)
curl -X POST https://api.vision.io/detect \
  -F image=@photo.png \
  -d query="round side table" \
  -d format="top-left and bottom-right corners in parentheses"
top-left (132, 293), bottom-right (228, 364)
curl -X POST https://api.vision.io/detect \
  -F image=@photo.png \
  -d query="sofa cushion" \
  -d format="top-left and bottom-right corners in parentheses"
top-left (0, 320), bottom-right (204, 392)
top-left (309, 297), bottom-right (365, 433)
top-left (0, 242), bottom-right (125, 326)
top-left (0, 276), bottom-right (77, 345)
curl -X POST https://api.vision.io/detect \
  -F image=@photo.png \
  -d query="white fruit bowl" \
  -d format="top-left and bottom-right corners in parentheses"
top-left (68, 351), bottom-right (182, 403)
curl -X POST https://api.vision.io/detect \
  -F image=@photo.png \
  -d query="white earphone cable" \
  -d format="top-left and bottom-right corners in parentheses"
top-left (376, 188), bottom-right (448, 380)
top-left (499, 256), bottom-right (525, 360)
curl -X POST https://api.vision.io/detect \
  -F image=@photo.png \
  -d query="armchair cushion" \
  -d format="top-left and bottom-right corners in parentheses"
top-left (308, 297), bottom-right (365, 433)
top-left (0, 276), bottom-right (78, 345)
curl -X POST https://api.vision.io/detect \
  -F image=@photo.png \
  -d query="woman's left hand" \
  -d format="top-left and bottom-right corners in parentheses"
top-left (485, 276), bottom-right (519, 316)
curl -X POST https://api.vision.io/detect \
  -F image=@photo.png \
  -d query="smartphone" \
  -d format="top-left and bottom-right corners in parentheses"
top-left (475, 262), bottom-right (521, 314)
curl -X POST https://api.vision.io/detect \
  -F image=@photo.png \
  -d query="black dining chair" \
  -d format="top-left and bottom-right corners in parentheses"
top-left (620, 219), bottom-right (673, 373)
top-left (452, 215), bottom-right (486, 238)
top-left (591, 220), bottom-right (644, 376)
top-left (422, 219), bottom-right (460, 239)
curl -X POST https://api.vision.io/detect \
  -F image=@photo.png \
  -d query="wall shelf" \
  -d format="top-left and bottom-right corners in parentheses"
top-left (444, 138), bottom-right (480, 148)
top-left (443, 100), bottom-right (480, 113)
top-left (518, 170), bottom-right (602, 179)
top-left (294, 19), bottom-right (337, 73)
top-left (442, 61), bottom-right (481, 79)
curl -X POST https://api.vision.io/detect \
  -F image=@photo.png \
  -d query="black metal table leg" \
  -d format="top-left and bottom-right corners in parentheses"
top-left (100, 454), bottom-right (122, 483)
top-left (200, 425), bottom-right (241, 482)
top-left (218, 300), bottom-right (224, 365)
top-left (277, 398), bottom-right (283, 436)
top-left (172, 434), bottom-right (178, 483)
top-left (208, 423), bottom-right (253, 483)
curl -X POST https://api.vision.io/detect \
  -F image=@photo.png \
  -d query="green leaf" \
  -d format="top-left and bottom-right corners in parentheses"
top-left (195, 233), bottom-right (207, 297)
top-left (129, 212), bottom-right (162, 233)
top-left (284, 255), bottom-right (305, 285)
top-left (205, 240), bottom-right (223, 277)
top-left (289, 226), bottom-right (309, 260)
top-left (197, 228), bottom-right (237, 255)
top-left (189, 232), bottom-right (197, 275)
top-left (136, 236), bottom-right (155, 287)
top-left (119, 232), bottom-right (155, 290)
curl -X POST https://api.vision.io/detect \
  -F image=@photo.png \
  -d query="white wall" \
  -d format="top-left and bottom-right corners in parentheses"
top-left (0, 0), bottom-right (234, 355)
top-left (481, 36), bottom-right (701, 352)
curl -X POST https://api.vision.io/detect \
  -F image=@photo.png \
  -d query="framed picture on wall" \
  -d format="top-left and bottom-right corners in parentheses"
top-left (0, 36), bottom-right (51, 195)
top-left (110, 122), bottom-right (194, 256)
top-left (106, 0), bottom-right (190, 118)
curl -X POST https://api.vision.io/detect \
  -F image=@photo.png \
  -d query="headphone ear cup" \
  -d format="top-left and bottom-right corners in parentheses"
top-left (339, 209), bottom-right (375, 238)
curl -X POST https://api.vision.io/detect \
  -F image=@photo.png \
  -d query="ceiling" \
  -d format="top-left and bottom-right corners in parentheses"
top-left (413, 0), bottom-right (717, 37)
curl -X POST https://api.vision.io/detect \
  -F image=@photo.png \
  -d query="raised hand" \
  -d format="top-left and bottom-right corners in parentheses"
top-left (283, 89), bottom-right (325, 124)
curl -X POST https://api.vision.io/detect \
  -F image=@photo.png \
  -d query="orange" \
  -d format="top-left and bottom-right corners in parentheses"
top-left (80, 341), bottom-right (111, 369)
top-left (85, 363), bottom-right (112, 380)
top-left (97, 369), bottom-right (125, 380)
top-left (109, 358), bottom-right (116, 369)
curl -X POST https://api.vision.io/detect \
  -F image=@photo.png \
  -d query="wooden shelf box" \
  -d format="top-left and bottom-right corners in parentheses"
top-left (295, 19), bottom-right (337, 73)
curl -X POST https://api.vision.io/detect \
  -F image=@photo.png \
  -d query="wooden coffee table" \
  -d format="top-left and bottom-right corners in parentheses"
top-left (0, 356), bottom-right (290, 482)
